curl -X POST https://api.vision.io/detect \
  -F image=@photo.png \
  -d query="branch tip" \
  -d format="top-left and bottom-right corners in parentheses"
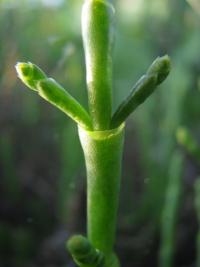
top-left (15, 61), bottom-right (46, 91)
top-left (147, 55), bottom-right (171, 85)
top-left (67, 235), bottom-right (105, 267)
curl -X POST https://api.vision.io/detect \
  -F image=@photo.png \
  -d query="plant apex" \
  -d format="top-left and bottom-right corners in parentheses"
top-left (15, 61), bottom-right (47, 91)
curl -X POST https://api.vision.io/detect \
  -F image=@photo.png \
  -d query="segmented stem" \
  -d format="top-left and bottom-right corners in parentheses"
top-left (111, 55), bottom-right (171, 129)
top-left (38, 78), bottom-right (92, 130)
top-left (78, 124), bottom-right (124, 267)
top-left (82, 0), bottom-right (114, 130)
top-left (15, 62), bottom-right (92, 130)
top-left (15, 3), bottom-right (172, 267)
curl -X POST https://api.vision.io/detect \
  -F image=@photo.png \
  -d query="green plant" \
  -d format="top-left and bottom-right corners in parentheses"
top-left (15, 0), bottom-right (170, 266)
top-left (159, 151), bottom-right (183, 267)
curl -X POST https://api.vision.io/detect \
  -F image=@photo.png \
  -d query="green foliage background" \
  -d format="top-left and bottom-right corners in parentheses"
top-left (1, 0), bottom-right (200, 266)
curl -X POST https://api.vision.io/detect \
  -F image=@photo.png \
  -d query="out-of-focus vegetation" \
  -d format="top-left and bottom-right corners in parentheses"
top-left (1, 0), bottom-right (200, 266)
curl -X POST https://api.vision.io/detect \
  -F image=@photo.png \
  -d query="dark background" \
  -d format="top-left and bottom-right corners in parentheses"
top-left (1, 0), bottom-right (200, 266)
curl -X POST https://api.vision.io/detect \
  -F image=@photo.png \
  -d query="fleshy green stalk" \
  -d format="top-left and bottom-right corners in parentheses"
top-left (15, 62), bottom-right (92, 130)
top-left (78, 124), bottom-right (124, 267)
top-left (111, 55), bottom-right (171, 129)
top-left (110, 74), bottom-right (156, 128)
top-left (194, 178), bottom-right (200, 267)
top-left (82, 0), bottom-right (114, 130)
top-left (15, 1), bottom-right (171, 266)
top-left (159, 151), bottom-right (183, 267)
top-left (38, 78), bottom-right (92, 130)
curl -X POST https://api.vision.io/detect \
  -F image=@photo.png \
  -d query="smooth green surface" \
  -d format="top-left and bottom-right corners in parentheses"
top-left (82, 0), bottom-right (114, 130)
top-left (38, 78), bottom-right (92, 130)
top-left (111, 55), bottom-right (171, 129)
top-left (78, 124), bottom-right (124, 266)
top-left (16, 62), bottom-right (92, 130)
top-left (67, 235), bottom-right (105, 267)
top-left (110, 74), bottom-right (156, 128)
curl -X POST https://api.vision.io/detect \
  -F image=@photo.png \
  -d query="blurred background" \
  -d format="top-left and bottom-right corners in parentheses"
top-left (1, 0), bottom-right (200, 266)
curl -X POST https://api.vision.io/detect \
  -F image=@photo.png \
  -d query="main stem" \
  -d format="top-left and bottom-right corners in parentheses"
top-left (82, 0), bottom-right (114, 130)
top-left (78, 124), bottom-right (124, 266)
top-left (81, 0), bottom-right (124, 266)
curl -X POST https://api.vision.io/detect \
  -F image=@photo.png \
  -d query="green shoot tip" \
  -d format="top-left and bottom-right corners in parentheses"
top-left (67, 235), bottom-right (105, 267)
top-left (15, 62), bottom-right (30, 77)
top-left (147, 55), bottom-right (171, 85)
top-left (67, 235), bottom-right (91, 255)
top-left (15, 61), bottom-right (47, 91)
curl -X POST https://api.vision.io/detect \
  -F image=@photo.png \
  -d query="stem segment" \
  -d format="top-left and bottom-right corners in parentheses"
top-left (82, 0), bottom-right (114, 130)
top-left (78, 124), bottom-right (125, 266)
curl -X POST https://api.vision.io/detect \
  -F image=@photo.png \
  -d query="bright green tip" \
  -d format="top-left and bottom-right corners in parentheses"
top-left (147, 55), bottom-right (171, 85)
top-left (15, 62), bottom-right (30, 77)
top-left (15, 61), bottom-right (47, 91)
